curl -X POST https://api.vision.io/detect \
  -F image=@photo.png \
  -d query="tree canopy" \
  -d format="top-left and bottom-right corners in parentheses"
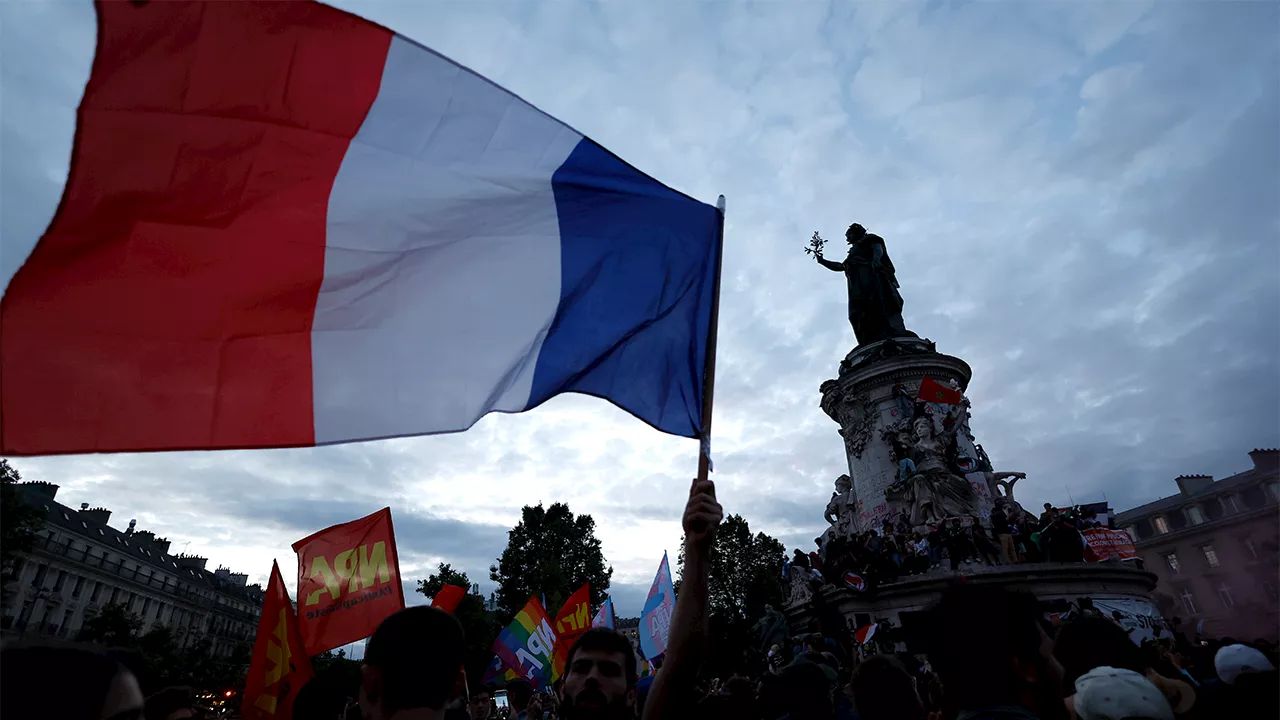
top-left (676, 513), bottom-right (786, 677)
top-left (417, 562), bottom-right (471, 599)
top-left (76, 602), bottom-right (250, 694)
top-left (489, 502), bottom-right (612, 619)
top-left (1, 459), bottom-right (46, 581)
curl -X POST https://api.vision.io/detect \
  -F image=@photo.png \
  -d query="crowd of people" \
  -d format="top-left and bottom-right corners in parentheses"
top-left (795, 502), bottom-right (1114, 597)
top-left (3, 480), bottom-right (1273, 720)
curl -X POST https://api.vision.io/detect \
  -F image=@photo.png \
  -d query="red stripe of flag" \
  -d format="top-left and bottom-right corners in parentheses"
top-left (1, 1), bottom-right (391, 454)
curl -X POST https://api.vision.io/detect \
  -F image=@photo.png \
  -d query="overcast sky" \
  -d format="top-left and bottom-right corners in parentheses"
top-left (2, 0), bottom-right (1277, 623)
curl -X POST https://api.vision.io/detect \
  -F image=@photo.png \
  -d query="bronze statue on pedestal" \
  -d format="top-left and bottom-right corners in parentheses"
top-left (809, 224), bottom-right (918, 347)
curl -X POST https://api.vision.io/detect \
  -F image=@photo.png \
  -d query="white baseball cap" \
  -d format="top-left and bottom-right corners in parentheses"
top-left (1214, 643), bottom-right (1276, 685)
top-left (1074, 667), bottom-right (1173, 720)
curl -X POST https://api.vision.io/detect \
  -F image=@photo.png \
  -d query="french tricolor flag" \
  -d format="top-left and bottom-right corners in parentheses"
top-left (0, 1), bottom-right (723, 455)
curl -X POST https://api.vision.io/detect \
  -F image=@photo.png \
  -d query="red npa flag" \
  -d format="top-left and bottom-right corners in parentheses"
top-left (553, 583), bottom-right (591, 654)
top-left (431, 584), bottom-right (468, 614)
top-left (243, 562), bottom-right (313, 720)
top-left (293, 507), bottom-right (404, 654)
top-left (917, 377), bottom-right (963, 405)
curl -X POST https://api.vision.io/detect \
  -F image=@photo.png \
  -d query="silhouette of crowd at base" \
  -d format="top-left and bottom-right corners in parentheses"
top-left (790, 504), bottom-right (1116, 602)
top-left (6, 486), bottom-right (1270, 720)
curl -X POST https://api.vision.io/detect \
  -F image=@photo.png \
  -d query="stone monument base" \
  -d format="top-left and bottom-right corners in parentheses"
top-left (786, 562), bottom-right (1159, 653)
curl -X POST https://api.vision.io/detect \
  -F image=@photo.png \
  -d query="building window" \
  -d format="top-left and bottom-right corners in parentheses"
top-left (71, 576), bottom-right (85, 597)
top-left (1268, 483), bottom-right (1280, 503)
top-left (1153, 516), bottom-right (1171, 534)
top-left (1179, 588), bottom-right (1199, 615)
top-left (1243, 537), bottom-right (1258, 560)
top-left (1201, 545), bottom-right (1220, 568)
top-left (142, 598), bottom-right (152, 616)
top-left (1218, 583), bottom-right (1234, 610)
top-left (1165, 553), bottom-right (1181, 574)
top-left (51, 571), bottom-right (67, 593)
top-left (1186, 506), bottom-right (1205, 525)
top-left (90, 582), bottom-right (102, 602)
top-left (1225, 494), bottom-right (1240, 513)
top-left (32, 565), bottom-right (48, 589)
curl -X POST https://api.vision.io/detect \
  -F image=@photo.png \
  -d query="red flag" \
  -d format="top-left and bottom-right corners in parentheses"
top-left (917, 377), bottom-right (963, 405)
top-left (293, 507), bottom-right (405, 654)
top-left (553, 583), bottom-right (591, 655)
top-left (243, 562), bottom-right (313, 720)
top-left (431, 584), bottom-right (468, 614)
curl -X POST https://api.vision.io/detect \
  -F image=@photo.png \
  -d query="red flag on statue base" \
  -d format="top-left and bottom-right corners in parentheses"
top-left (293, 507), bottom-right (405, 654)
top-left (243, 562), bottom-right (313, 720)
top-left (431, 584), bottom-right (468, 614)
top-left (918, 377), bottom-right (963, 405)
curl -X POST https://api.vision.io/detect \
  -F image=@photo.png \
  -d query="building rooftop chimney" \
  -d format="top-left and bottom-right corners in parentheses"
top-left (79, 506), bottom-right (112, 525)
top-left (17, 481), bottom-right (59, 503)
top-left (1175, 474), bottom-right (1214, 496)
top-left (1249, 448), bottom-right (1279, 474)
top-left (175, 554), bottom-right (208, 571)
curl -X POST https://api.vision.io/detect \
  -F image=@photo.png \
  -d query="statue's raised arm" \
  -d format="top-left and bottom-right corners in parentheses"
top-left (809, 223), bottom-right (919, 347)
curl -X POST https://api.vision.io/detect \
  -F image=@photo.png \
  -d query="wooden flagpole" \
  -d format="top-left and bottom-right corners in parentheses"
top-left (697, 195), bottom-right (727, 484)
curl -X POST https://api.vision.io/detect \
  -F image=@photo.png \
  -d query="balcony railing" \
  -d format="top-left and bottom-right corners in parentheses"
top-left (33, 538), bottom-right (216, 607)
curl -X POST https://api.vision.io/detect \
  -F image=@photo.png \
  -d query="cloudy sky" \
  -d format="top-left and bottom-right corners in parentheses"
top-left (2, 0), bottom-right (1277, 625)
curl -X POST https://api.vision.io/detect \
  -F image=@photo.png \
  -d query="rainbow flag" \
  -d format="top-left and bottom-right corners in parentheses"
top-left (592, 596), bottom-right (616, 629)
top-left (493, 595), bottom-right (564, 685)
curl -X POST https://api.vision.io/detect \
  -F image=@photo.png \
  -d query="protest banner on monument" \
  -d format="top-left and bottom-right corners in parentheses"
top-left (494, 595), bottom-right (564, 686)
top-left (292, 507), bottom-right (405, 654)
top-left (243, 562), bottom-right (313, 720)
top-left (639, 553), bottom-right (675, 660)
top-left (1082, 527), bottom-right (1138, 562)
top-left (1091, 598), bottom-right (1166, 644)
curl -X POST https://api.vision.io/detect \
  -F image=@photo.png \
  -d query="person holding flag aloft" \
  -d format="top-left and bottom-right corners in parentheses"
top-left (640, 478), bottom-right (723, 720)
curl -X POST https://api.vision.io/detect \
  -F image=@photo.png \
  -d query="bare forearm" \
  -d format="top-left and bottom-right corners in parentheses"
top-left (642, 546), bottom-right (710, 720)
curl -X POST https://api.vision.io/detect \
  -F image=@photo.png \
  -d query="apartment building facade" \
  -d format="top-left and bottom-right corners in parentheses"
top-left (1, 481), bottom-right (262, 658)
top-left (1114, 448), bottom-right (1280, 640)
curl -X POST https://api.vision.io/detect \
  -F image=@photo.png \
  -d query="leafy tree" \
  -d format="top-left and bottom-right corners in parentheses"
top-left (417, 562), bottom-right (471, 598)
top-left (675, 514), bottom-right (786, 677)
top-left (77, 602), bottom-right (142, 646)
top-left (1, 459), bottom-right (46, 587)
top-left (416, 562), bottom-right (501, 689)
top-left (489, 503), bottom-right (612, 619)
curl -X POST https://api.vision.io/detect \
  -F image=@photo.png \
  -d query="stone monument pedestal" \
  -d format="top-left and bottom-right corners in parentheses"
top-left (820, 337), bottom-right (994, 533)
top-left (786, 562), bottom-right (1160, 653)
top-left (795, 336), bottom-right (1160, 650)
